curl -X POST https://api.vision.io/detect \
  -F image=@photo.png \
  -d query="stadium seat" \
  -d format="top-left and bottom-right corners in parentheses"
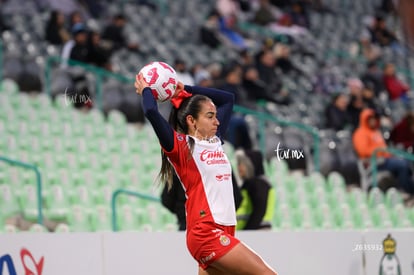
top-left (28, 223), bottom-right (48, 233)
top-left (55, 223), bottom-right (71, 233)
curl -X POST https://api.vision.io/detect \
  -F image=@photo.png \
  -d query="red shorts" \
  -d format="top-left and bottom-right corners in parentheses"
top-left (186, 222), bottom-right (240, 270)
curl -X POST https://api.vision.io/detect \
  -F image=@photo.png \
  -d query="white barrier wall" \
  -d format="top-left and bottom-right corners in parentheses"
top-left (1, 230), bottom-right (413, 275)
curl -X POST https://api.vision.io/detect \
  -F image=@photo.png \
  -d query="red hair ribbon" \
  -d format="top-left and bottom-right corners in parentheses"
top-left (170, 90), bottom-right (193, 109)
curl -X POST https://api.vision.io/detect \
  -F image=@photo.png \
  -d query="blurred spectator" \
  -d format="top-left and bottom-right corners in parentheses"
top-left (288, 1), bottom-right (310, 29)
top-left (360, 61), bottom-right (385, 96)
top-left (251, 0), bottom-right (283, 26)
top-left (0, 10), bottom-right (11, 31)
top-left (324, 93), bottom-right (351, 131)
top-left (369, 15), bottom-right (403, 53)
top-left (390, 112), bottom-right (414, 150)
top-left (45, 10), bottom-right (70, 46)
top-left (217, 63), bottom-right (249, 107)
top-left (216, 63), bottom-right (253, 150)
top-left (236, 149), bottom-right (274, 230)
top-left (379, 0), bottom-right (397, 15)
top-left (199, 10), bottom-right (223, 49)
top-left (353, 108), bottom-right (414, 194)
top-left (87, 31), bottom-right (113, 71)
top-left (353, 31), bottom-right (382, 62)
top-left (174, 59), bottom-right (194, 85)
top-left (346, 78), bottom-right (365, 130)
top-left (266, 12), bottom-right (313, 42)
top-left (242, 65), bottom-right (286, 105)
top-left (218, 13), bottom-right (254, 50)
top-left (255, 49), bottom-right (290, 105)
top-left (69, 10), bottom-right (85, 29)
top-left (102, 14), bottom-right (139, 53)
top-left (60, 23), bottom-right (93, 110)
top-left (216, 0), bottom-right (241, 18)
top-left (361, 86), bottom-right (387, 118)
top-left (273, 43), bottom-right (303, 75)
top-left (382, 63), bottom-right (410, 102)
top-left (68, 24), bottom-right (89, 63)
top-left (194, 69), bottom-right (213, 87)
top-left (61, 23), bottom-right (88, 67)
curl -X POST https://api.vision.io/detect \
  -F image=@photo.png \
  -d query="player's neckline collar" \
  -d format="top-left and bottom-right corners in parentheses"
top-left (188, 135), bottom-right (220, 144)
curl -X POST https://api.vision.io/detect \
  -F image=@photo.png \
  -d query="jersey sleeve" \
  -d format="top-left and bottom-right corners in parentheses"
top-left (184, 85), bottom-right (234, 139)
top-left (141, 88), bottom-right (174, 152)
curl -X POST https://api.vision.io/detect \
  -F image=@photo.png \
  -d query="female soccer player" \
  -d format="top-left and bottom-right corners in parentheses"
top-left (135, 75), bottom-right (277, 275)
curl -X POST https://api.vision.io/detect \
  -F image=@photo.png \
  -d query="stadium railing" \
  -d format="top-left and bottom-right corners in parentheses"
top-left (0, 155), bottom-right (44, 225)
top-left (44, 56), bottom-right (321, 172)
top-left (111, 188), bottom-right (160, 232)
top-left (233, 105), bottom-right (320, 172)
top-left (371, 147), bottom-right (414, 188)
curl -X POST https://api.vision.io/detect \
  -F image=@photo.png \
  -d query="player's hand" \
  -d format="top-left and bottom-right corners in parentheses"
top-left (134, 73), bottom-right (149, 95)
top-left (172, 81), bottom-right (185, 98)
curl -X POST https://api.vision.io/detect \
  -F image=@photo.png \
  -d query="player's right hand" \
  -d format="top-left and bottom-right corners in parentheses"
top-left (134, 73), bottom-right (149, 95)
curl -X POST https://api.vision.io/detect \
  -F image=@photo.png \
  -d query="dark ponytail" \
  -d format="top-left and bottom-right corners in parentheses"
top-left (159, 94), bottom-right (210, 189)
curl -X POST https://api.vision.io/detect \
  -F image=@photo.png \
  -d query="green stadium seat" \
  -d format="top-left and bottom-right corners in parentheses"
top-left (117, 205), bottom-right (141, 231)
top-left (54, 223), bottom-right (71, 233)
top-left (44, 185), bottom-right (70, 222)
top-left (28, 223), bottom-right (48, 233)
top-left (89, 205), bottom-right (113, 232)
top-left (367, 187), bottom-right (384, 208)
top-left (384, 187), bottom-right (403, 208)
top-left (2, 224), bottom-right (19, 233)
top-left (0, 183), bottom-right (22, 222)
top-left (66, 205), bottom-right (93, 232)
top-left (18, 185), bottom-right (41, 222)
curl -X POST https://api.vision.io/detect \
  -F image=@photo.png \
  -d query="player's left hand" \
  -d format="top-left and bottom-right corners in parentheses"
top-left (172, 81), bottom-right (185, 98)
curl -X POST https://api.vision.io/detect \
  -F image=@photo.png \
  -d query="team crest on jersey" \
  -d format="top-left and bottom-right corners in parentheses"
top-left (177, 134), bottom-right (184, 141)
top-left (219, 235), bottom-right (230, 246)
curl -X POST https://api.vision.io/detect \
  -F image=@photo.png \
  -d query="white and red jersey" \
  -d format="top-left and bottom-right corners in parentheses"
top-left (163, 131), bottom-right (237, 229)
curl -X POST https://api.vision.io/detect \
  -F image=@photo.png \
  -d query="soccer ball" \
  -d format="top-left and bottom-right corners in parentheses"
top-left (138, 61), bottom-right (177, 102)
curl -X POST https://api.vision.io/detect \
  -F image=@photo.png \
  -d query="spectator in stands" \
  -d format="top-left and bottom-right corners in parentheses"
top-left (251, 0), bottom-right (283, 26)
top-left (216, 63), bottom-right (253, 150)
top-left (273, 42), bottom-right (303, 76)
top-left (355, 31), bottom-right (382, 62)
top-left (255, 48), bottom-right (290, 105)
top-left (242, 65), bottom-right (286, 105)
top-left (353, 108), bottom-right (414, 194)
top-left (218, 13), bottom-right (254, 50)
top-left (199, 10), bottom-right (223, 49)
top-left (87, 31), bottom-right (113, 71)
top-left (324, 93), bottom-right (351, 131)
top-left (194, 69), bottom-right (213, 87)
top-left (68, 23), bottom-right (89, 63)
top-left (174, 59), bottom-right (195, 85)
top-left (217, 62), bottom-right (249, 107)
top-left (369, 15), bottom-right (403, 53)
top-left (236, 149), bottom-right (274, 230)
top-left (69, 10), bottom-right (85, 29)
top-left (45, 10), bottom-right (71, 46)
top-left (360, 61), bottom-right (385, 97)
top-left (390, 111), bottom-right (414, 150)
top-left (60, 23), bottom-right (93, 110)
top-left (382, 63), bottom-right (410, 103)
top-left (288, 1), bottom-right (310, 29)
top-left (102, 14), bottom-right (139, 53)
top-left (346, 78), bottom-right (365, 130)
